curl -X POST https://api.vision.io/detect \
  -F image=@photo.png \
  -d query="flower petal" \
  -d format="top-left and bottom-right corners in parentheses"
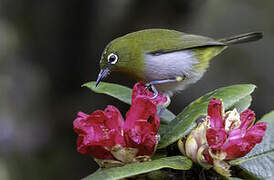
top-left (222, 139), bottom-right (255, 160)
top-left (90, 107), bottom-right (125, 147)
top-left (132, 82), bottom-right (167, 105)
top-left (244, 122), bottom-right (266, 145)
top-left (208, 98), bottom-right (224, 128)
top-left (202, 148), bottom-right (213, 165)
top-left (73, 111), bottom-right (105, 142)
top-left (222, 122), bottom-right (266, 159)
top-left (239, 109), bottom-right (255, 130)
top-left (77, 135), bottom-right (115, 160)
top-left (103, 105), bottom-right (124, 132)
top-left (124, 121), bottom-right (158, 156)
top-left (224, 109), bottom-right (241, 131)
top-left (124, 97), bottom-right (159, 131)
top-left (124, 93), bottom-right (160, 157)
top-left (185, 134), bottom-right (199, 162)
top-left (206, 128), bottom-right (227, 150)
top-left (73, 110), bottom-right (124, 160)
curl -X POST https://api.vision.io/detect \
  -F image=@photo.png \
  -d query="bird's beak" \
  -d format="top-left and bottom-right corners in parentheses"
top-left (96, 68), bottom-right (110, 87)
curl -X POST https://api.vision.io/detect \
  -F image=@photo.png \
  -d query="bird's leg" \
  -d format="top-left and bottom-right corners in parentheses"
top-left (146, 76), bottom-right (185, 99)
top-left (148, 76), bottom-right (185, 86)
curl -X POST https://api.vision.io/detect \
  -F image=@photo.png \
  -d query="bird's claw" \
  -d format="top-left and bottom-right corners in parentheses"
top-left (145, 83), bottom-right (159, 99)
top-left (151, 91), bottom-right (158, 99)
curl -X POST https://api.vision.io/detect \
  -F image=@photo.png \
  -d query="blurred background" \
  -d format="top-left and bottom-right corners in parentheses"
top-left (0, 0), bottom-right (273, 179)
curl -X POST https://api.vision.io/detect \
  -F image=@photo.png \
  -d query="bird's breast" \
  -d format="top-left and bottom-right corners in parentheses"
top-left (144, 50), bottom-right (204, 95)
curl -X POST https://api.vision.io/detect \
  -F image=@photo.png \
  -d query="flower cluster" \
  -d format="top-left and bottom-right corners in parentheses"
top-left (178, 98), bottom-right (266, 176)
top-left (73, 82), bottom-right (166, 167)
top-left (74, 81), bottom-right (267, 177)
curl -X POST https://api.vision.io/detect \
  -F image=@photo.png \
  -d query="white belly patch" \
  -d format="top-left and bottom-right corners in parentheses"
top-left (144, 50), bottom-right (203, 95)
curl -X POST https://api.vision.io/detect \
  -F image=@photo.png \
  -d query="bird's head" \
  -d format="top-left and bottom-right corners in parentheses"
top-left (96, 38), bottom-right (124, 87)
top-left (96, 36), bottom-right (144, 87)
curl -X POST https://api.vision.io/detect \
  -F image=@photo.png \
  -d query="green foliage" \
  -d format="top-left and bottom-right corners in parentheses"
top-left (158, 84), bottom-right (256, 149)
top-left (230, 111), bottom-right (274, 179)
top-left (82, 81), bottom-right (176, 124)
top-left (228, 95), bottom-right (252, 113)
top-left (83, 156), bottom-right (192, 180)
top-left (83, 81), bottom-right (132, 104)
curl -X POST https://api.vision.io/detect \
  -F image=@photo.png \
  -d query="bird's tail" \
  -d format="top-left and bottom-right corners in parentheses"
top-left (218, 32), bottom-right (263, 45)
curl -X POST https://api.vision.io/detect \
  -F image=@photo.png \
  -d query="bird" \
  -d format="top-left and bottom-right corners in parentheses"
top-left (95, 29), bottom-right (263, 97)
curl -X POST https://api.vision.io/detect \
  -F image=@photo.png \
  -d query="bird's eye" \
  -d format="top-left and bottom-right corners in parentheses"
top-left (107, 53), bottom-right (118, 65)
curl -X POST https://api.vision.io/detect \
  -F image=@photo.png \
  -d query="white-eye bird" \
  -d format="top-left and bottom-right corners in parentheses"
top-left (96, 29), bottom-right (262, 97)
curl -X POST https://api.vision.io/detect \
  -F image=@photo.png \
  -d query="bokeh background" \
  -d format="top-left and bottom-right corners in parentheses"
top-left (0, 0), bottom-right (273, 179)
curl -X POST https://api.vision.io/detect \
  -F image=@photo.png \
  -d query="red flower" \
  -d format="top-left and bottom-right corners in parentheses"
top-left (131, 82), bottom-right (167, 105)
top-left (124, 97), bottom-right (160, 156)
top-left (73, 82), bottom-right (166, 164)
top-left (206, 98), bottom-right (266, 160)
top-left (73, 107), bottom-right (124, 160)
top-left (178, 98), bottom-right (267, 177)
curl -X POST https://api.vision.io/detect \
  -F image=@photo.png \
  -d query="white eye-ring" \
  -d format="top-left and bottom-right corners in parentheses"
top-left (107, 53), bottom-right (119, 65)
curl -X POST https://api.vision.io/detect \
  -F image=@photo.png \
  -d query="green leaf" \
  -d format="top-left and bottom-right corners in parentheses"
top-left (160, 109), bottom-right (176, 123)
top-left (230, 111), bottom-right (274, 179)
top-left (228, 95), bottom-right (252, 113)
top-left (82, 156), bottom-right (192, 180)
top-left (82, 81), bottom-right (175, 124)
top-left (83, 81), bottom-right (132, 104)
top-left (158, 84), bottom-right (256, 149)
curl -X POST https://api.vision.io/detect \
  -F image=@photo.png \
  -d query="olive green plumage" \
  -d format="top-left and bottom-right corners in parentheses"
top-left (97, 29), bottom-right (262, 95)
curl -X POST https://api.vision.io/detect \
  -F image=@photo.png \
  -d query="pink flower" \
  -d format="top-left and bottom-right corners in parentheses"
top-left (131, 82), bottom-right (167, 105)
top-left (73, 82), bottom-right (166, 166)
top-left (206, 98), bottom-right (266, 160)
top-left (178, 98), bottom-right (266, 177)
top-left (73, 107), bottom-right (124, 160)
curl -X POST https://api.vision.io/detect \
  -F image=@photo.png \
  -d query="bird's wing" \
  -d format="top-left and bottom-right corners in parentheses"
top-left (120, 29), bottom-right (225, 54)
top-left (145, 32), bottom-right (225, 55)
top-left (137, 29), bottom-right (227, 73)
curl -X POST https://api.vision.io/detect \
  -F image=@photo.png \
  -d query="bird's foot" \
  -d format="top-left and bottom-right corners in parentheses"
top-left (145, 83), bottom-right (159, 99)
top-left (145, 76), bottom-right (184, 99)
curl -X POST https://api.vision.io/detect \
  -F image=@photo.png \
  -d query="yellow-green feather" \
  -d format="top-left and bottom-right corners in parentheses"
top-left (193, 46), bottom-right (227, 73)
